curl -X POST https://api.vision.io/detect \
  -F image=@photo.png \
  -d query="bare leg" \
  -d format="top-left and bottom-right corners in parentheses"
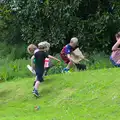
top-left (63, 61), bottom-right (74, 72)
top-left (33, 76), bottom-right (37, 86)
top-left (66, 61), bottom-right (74, 69)
top-left (34, 81), bottom-right (40, 90)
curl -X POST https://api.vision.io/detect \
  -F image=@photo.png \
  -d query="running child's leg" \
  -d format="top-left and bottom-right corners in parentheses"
top-left (33, 70), bottom-right (44, 97)
top-left (33, 80), bottom-right (40, 97)
top-left (34, 81), bottom-right (40, 90)
top-left (60, 54), bottom-right (74, 72)
top-left (44, 61), bottom-right (54, 76)
top-left (44, 67), bottom-right (50, 76)
top-left (63, 61), bottom-right (74, 72)
top-left (33, 76), bottom-right (37, 87)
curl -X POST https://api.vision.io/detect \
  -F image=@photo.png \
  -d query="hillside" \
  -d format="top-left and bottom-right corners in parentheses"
top-left (0, 68), bottom-right (120, 120)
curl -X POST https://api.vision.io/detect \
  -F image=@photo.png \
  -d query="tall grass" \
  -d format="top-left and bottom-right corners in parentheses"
top-left (0, 42), bottom-right (115, 82)
top-left (0, 52), bottom-right (115, 82)
top-left (0, 59), bottom-right (33, 82)
top-left (84, 52), bottom-right (114, 70)
top-left (48, 52), bottom-right (114, 74)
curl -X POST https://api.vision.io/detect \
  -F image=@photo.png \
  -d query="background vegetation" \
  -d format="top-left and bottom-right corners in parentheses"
top-left (1, 2), bottom-right (120, 119)
top-left (0, 0), bottom-right (120, 81)
top-left (0, 0), bottom-right (120, 53)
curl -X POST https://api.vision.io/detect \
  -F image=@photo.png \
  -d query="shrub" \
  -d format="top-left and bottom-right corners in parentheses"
top-left (47, 52), bottom-right (115, 74)
top-left (0, 42), bottom-right (28, 60)
top-left (0, 51), bottom-right (115, 82)
top-left (0, 58), bottom-right (33, 82)
top-left (1, 0), bottom-right (120, 54)
top-left (82, 52), bottom-right (114, 70)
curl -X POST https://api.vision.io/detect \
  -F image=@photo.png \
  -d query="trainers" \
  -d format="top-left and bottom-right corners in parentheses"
top-left (32, 88), bottom-right (35, 93)
top-left (62, 68), bottom-right (70, 73)
top-left (33, 89), bottom-right (39, 97)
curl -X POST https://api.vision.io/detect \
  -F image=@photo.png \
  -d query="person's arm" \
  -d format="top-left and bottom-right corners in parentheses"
top-left (112, 40), bottom-right (120, 51)
top-left (67, 54), bottom-right (75, 63)
top-left (31, 55), bottom-right (35, 69)
top-left (67, 54), bottom-right (71, 60)
top-left (48, 55), bottom-right (60, 62)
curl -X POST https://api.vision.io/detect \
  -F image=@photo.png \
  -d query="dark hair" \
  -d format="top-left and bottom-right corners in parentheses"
top-left (115, 32), bottom-right (120, 38)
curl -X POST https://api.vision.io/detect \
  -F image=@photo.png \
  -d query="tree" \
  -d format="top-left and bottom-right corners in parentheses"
top-left (0, 0), bottom-right (120, 54)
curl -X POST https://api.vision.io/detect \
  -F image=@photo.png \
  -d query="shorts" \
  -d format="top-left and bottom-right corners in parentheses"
top-left (35, 67), bottom-right (44, 82)
top-left (60, 53), bottom-right (70, 64)
top-left (110, 56), bottom-right (120, 67)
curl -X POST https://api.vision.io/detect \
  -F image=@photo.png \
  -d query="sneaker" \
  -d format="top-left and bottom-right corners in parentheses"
top-left (33, 89), bottom-right (39, 97)
top-left (62, 68), bottom-right (70, 73)
top-left (32, 88), bottom-right (35, 93)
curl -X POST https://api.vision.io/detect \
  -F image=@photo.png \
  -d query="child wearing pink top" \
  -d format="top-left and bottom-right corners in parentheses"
top-left (110, 32), bottom-right (120, 67)
top-left (44, 58), bottom-right (54, 76)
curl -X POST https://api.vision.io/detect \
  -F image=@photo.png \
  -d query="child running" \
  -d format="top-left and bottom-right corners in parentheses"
top-left (60, 37), bottom-right (86, 73)
top-left (30, 41), bottom-right (54, 77)
top-left (28, 41), bottom-right (53, 87)
top-left (27, 43), bottom-right (60, 97)
top-left (110, 32), bottom-right (120, 67)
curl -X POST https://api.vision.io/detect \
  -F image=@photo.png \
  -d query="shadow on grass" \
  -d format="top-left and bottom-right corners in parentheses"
top-left (44, 78), bottom-right (56, 83)
top-left (0, 90), bottom-right (11, 98)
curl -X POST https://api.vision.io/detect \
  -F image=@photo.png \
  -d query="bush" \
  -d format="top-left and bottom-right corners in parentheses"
top-left (0, 51), bottom-right (115, 82)
top-left (0, 58), bottom-right (33, 82)
top-left (47, 52), bottom-right (115, 74)
top-left (1, 0), bottom-right (120, 54)
top-left (0, 42), bottom-right (28, 60)
top-left (86, 52), bottom-right (114, 70)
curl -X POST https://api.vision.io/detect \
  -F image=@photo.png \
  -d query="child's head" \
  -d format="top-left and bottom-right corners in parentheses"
top-left (38, 41), bottom-right (50, 52)
top-left (27, 44), bottom-right (37, 55)
top-left (115, 32), bottom-right (120, 40)
top-left (70, 37), bottom-right (78, 48)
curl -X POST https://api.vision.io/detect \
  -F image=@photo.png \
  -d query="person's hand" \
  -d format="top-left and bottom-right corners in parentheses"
top-left (117, 39), bottom-right (120, 44)
top-left (69, 57), bottom-right (75, 63)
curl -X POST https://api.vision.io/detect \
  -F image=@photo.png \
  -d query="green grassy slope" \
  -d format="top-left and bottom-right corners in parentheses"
top-left (0, 68), bottom-right (120, 120)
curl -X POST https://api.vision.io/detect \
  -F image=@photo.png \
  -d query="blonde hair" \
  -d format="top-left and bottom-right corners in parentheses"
top-left (38, 41), bottom-right (50, 51)
top-left (27, 44), bottom-right (37, 54)
top-left (70, 37), bottom-right (78, 44)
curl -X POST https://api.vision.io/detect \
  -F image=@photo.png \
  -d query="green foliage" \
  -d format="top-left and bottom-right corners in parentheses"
top-left (0, 51), bottom-right (114, 82)
top-left (0, 2), bottom-right (22, 44)
top-left (0, 0), bottom-right (120, 54)
top-left (47, 52), bottom-right (114, 75)
top-left (0, 41), bottom-right (115, 82)
top-left (0, 59), bottom-right (33, 82)
top-left (0, 1), bottom-right (120, 82)
top-left (0, 42), bottom-right (27, 60)
top-left (86, 52), bottom-right (114, 70)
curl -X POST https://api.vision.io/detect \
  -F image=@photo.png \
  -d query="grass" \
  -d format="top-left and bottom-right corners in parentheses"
top-left (0, 50), bottom-right (114, 82)
top-left (0, 68), bottom-right (120, 120)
